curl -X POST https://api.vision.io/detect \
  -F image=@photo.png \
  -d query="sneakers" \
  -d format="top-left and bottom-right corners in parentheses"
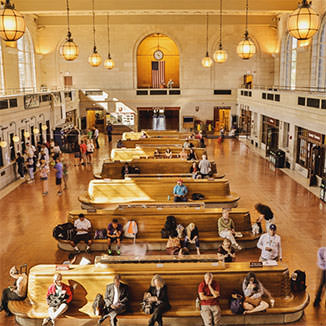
top-left (108, 249), bottom-right (113, 255)
top-left (116, 249), bottom-right (121, 256)
top-left (86, 246), bottom-right (91, 253)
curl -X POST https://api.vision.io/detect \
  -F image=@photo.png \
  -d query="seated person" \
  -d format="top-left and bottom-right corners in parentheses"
top-left (70, 213), bottom-right (92, 253)
top-left (217, 239), bottom-right (235, 262)
top-left (190, 162), bottom-right (201, 179)
top-left (187, 148), bottom-right (198, 161)
top-left (42, 273), bottom-right (72, 326)
top-left (257, 224), bottom-right (282, 262)
top-left (179, 148), bottom-right (187, 160)
top-left (242, 272), bottom-right (274, 314)
top-left (198, 154), bottom-right (211, 178)
top-left (217, 209), bottom-right (242, 250)
top-left (0, 266), bottom-right (27, 316)
top-left (154, 149), bottom-right (160, 158)
top-left (63, 253), bottom-right (77, 265)
top-left (183, 139), bottom-right (190, 149)
top-left (166, 230), bottom-right (185, 256)
top-left (143, 275), bottom-right (170, 326)
top-left (107, 218), bottom-right (123, 255)
top-left (141, 131), bottom-right (149, 138)
top-left (98, 274), bottom-right (128, 326)
top-left (173, 179), bottom-right (188, 202)
top-left (184, 223), bottom-right (200, 255)
top-left (165, 148), bottom-right (173, 159)
top-left (121, 162), bottom-right (132, 178)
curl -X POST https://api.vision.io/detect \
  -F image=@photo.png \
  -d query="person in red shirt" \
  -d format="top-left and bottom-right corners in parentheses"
top-left (198, 272), bottom-right (221, 326)
top-left (79, 140), bottom-right (87, 166)
top-left (42, 273), bottom-right (72, 326)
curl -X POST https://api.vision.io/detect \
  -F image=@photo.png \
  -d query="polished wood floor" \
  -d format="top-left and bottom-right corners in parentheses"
top-left (0, 136), bottom-right (325, 325)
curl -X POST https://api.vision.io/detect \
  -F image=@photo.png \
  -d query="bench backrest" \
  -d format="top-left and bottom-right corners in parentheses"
top-left (69, 208), bottom-right (251, 236)
top-left (121, 138), bottom-right (200, 148)
top-left (27, 263), bottom-right (291, 311)
top-left (86, 179), bottom-right (236, 205)
top-left (100, 159), bottom-right (217, 179)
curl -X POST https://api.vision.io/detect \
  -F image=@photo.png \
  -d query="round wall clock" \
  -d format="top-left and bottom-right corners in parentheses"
top-left (153, 49), bottom-right (164, 60)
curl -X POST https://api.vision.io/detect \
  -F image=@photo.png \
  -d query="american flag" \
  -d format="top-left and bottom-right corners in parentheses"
top-left (151, 61), bottom-right (165, 88)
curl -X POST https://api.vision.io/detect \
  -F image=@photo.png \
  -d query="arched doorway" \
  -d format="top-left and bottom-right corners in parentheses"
top-left (137, 33), bottom-right (179, 88)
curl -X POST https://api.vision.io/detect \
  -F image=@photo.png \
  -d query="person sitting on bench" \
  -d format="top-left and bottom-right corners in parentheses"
top-left (0, 266), bottom-right (27, 316)
top-left (121, 162), bottom-right (132, 178)
top-left (187, 148), bottom-right (198, 161)
top-left (107, 218), bottom-right (123, 255)
top-left (242, 272), bottom-right (274, 314)
top-left (173, 179), bottom-right (188, 202)
top-left (217, 239), bottom-right (235, 262)
top-left (70, 213), bottom-right (92, 253)
top-left (42, 273), bottom-right (72, 326)
top-left (165, 148), bottom-right (172, 159)
top-left (98, 274), bottom-right (129, 326)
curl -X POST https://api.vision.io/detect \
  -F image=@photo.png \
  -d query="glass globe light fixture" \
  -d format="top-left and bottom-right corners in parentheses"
top-left (0, 140), bottom-right (7, 148)
top-left (61, 32), bottom-right (79, 61)
top-left (33, 127), bottom-right (39, 134)
top-left (104, 54), bottom-right (114, 70)
top-left (214, 46), bottom-right (228, 63)
top-left (0, 0), bottom-right (25, 42)
top-left (13, 135), bottom-right (19, 142)
top-left (42, 124), bottom-right (48, 131)
top-left (88, 46), bottom-right (102, 67)
top-left (237, 32), bottom-right (256, 60)
top-left (202, 52), bottom-right (213, 68)
top-left (288, 0), bottom-right (320, 40)
top-left (24, 131), bottom-right (30, 138)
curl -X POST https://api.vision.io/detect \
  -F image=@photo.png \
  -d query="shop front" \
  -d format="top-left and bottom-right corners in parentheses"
top-left (296, 127), bottom-right (326, 179)
top-left (239, 105), bottom-right (251, 136)
top-left (262, 116), bottom-right (279, 155)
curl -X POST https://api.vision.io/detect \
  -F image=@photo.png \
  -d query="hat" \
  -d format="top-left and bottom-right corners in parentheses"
top-left (269, 224), bottom-right (277, 231)
top-left (177, 178), bottom-right (183, 183)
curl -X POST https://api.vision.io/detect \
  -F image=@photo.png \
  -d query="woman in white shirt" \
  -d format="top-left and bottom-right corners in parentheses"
top-left (86, 139), bottom-right (95, 164)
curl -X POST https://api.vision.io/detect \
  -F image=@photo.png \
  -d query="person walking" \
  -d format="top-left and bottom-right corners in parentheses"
top-left (93, 127), bottom-right (100, 149)
top-left (16, 152), bottom-right (25, 179)
top-left (79, 140), bottom-right (87, 166)
top-left (86, 139), bottom-right (95, 164)
top-left (313, 247), bottom-right (326, 307)
top-left (198, 272), bottom-right (221, 326)
top-left (106, 123), bottom-right (113, 143)
top-left (40, 159), bottom-right (50, 195)
top-left (54, 158), bottom-right (63, 196)
top-left (62, 157), bottom-right (69, 190)
top-left (26, 154), bottom-right (35, 183)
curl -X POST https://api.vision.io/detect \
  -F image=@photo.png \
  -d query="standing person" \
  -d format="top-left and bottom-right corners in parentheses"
top-left (70, 213), bottom-right (92, 253)
top-left (42, 273), bottom-right (72, 326)
top-left (257, 224), bottom-right (282, 262)
top-left (199, 154), bottom-right (211, 178)
top-left (173, 179), bottom-right (188, 202)
top-left (313, 247), bottom-right (326, 307)
top-left (254, 203), bottom-right (274, 232)
top-left (40, 159), bottom-right (50, 195)
top-left (79, 140), bottom-right (87, 166)
top-left (106, 123), bottom-right (113, 143)
top-left (74, 143), bottom-right (81, 166)
top-left (16, 152), bottom-right (25, 179)
top-left (87, 128), bottom-right (93, 140)
top-left (198, 272), bottom-right (221, 326)
top-left (54, 158), bottom-right (63, 196)
top-left (107, 218), bottom-right (123, 255)
top-left (86, 139), bottom-right (95, 164)
top-left (62, 157), bottom-right (69, 190)
top-left (98, 274), bottom-right (129, 325)
top-left (0, 266), bottom-right (27, 316)
top-left (93, 127), bottom-right (100, 149)
top-left (26, 154), bottom-right (35, 183)
top-left (143, 275), bottom-right (170, 326)
top-left (217, 208), bottom-right (242, 250)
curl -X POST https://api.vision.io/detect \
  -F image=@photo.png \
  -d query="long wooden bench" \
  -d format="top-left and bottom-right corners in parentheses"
top-left (111, 147), bottom-right (207, 161)
top-left (121, 138), bottom-right (200, 148)
top-left (57, 207), bottom-right (257, 251)
top-left (96, 158), bottom-right (220, 179)
top-left (144, 130), bottom-right (193, 138)
top-left (79, 178), bottom-right (240, 209)
top-left (9, 263), bottom-right (309, 326)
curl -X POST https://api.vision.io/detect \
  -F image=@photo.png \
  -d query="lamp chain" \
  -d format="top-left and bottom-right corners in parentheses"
top-left (245, 0), bottom-right (248, 33)
top-left (219, 0), bottom-right (222, 48)
top-left (107, 14), bottom-right (111, 55)
top-left (92, 0), bottom-right (96, 49)
top-left (66, 0), bottom-right (71, 35)
top-left (206, 13), bottom-right (209, 53)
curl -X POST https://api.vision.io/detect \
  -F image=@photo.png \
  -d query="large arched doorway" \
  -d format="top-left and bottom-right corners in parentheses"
top-left (137, 33), bottom-right (179, 88)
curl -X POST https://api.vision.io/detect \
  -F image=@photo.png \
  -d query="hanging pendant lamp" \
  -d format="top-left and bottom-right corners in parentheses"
top-left (202, 14), bottom-right (213, 68)
top-left (104, 14), bottom-right (114, 69)
top-left (214, 0), bottom-right (228, 63)
top-left (237, 0), bottom-right (256, 60)
top-left (288, 0), bottom-right (320, 40)
top-left (0, 0), bottom-right (25, 42)
top-left (88, 0), bottom-right (102, 67)
top-left (60, 0), bottom-right (79, 61)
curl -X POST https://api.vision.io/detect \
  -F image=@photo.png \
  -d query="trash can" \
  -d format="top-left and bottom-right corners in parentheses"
top-left (320, 178), bottom-right (326, 202)
top-left (275, 149), bottom-right (285, 168)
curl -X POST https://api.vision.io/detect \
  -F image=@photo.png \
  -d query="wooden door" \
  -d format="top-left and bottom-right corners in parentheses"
top-left (87, 110), bottom-right (96, 129)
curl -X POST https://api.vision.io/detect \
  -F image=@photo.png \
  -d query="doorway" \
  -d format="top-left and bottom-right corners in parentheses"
top-left (214, 107), bottom-right (231, 132)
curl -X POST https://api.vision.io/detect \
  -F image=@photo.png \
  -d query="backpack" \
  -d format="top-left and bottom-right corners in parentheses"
top-left (192, 193), bottom-right (205, 200)
top-left (123, 221), bottom-right (138, 238)
top-left (92, 293), bottom-right (105, 316)
top-left (53, 222), bottom-right (75, 240)
top-left (290, 270), bottom-right (306, 293)
top-left (161, 216), bottom-right (177, 238)
top-left (94, 229), bottom-right (108, 239)
top-left (229, 290), bottom-right (244, 314)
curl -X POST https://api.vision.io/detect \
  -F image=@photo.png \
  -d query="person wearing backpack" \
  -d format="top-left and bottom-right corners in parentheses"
top-left (313, 247), bottom-right (326, 307)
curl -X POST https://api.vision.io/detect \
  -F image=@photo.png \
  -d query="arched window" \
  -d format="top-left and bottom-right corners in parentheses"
top-left (280, 34), bottom-right (297, 89)
top-left (17, 28), bottom-right (36, 91)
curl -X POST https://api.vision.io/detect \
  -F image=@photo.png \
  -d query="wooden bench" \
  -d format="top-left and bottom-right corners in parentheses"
top-left (96, 158), bottom-right (220, 179)
top-left (144, 130), bottom-right (193, 138)
top-left (9, 263), bottom-right (309, 326)
top-left (79, 178), bottom-right (240, 209)
top-left (110, 147), bottom-right (207, 161)
top-left (57, 207), bottom-right (257, 251)
top-left (121, 138), bottom-right (200, 148)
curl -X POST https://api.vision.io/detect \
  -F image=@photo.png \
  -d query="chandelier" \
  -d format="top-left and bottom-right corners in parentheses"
top-left (214, 0), bottom-right (228, 63)
top-left (104, 14), bottom-right (114, 69)
top-left (201, 14), bottom-right (213, 68)
top-left (88, 0), bottom-right (102, 67)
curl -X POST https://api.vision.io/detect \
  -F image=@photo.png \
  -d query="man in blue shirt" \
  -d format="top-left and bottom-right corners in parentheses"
top-left (173, 179), bottom-right (188, 202)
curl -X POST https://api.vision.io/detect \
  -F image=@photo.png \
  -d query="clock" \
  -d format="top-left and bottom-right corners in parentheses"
top-left (153, 49), bottom-right (164, 61)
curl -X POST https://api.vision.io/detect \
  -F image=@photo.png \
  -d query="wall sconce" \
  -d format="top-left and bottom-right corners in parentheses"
top-left (0, 126), bottom-right (8, 148)
top-left (39, 113), bottom-right (48, 131)
top-left (9, 121), bottom-right (19, 142)
top-left (31, 116), bottom-right (39, 134)
top-left (21, 119), bottom-right (30, 138)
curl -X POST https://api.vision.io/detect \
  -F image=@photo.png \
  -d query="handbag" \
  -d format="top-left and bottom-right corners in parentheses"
top-left (166, 246), bottom-right (181, 255)
top-left (245, 296), bottom-right (262, 307)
